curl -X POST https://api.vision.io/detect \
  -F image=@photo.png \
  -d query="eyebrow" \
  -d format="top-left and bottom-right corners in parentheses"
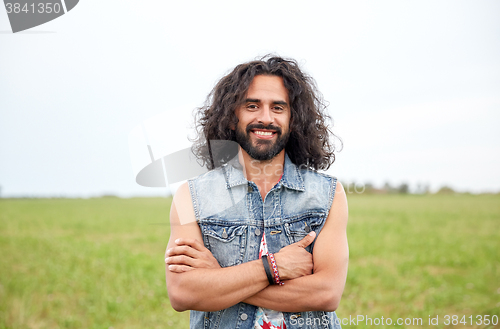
top-left (245, 98), bottom-right (288, 106)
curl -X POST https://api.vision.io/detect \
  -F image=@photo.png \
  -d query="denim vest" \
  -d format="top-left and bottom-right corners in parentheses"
top-left (187, 154), bottom-right (342, 329)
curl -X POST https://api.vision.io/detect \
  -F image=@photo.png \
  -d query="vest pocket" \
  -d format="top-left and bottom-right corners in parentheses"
top-left (200, 222), bottom-right (247, 267)
top-left (285, 213), bottom-right (326, 252)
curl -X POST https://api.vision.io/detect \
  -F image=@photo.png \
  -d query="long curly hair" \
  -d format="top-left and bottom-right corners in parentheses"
top-left (191, 55), bottom-right (340, 170)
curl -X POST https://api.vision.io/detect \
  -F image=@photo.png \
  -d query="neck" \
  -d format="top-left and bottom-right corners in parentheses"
top-left (238, 148), bottom-right (285, 199)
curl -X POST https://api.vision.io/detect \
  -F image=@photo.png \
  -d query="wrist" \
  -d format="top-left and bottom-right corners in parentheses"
top-left (268, 253), bottom-right (284, 285)
top-left (272, 252), bottom-right (287, 280)
top-left (261, 255), bottom-right (274, 285)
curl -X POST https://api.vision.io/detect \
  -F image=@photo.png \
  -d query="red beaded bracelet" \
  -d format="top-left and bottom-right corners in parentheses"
top-left (268, 253), bottom-right (284, 285)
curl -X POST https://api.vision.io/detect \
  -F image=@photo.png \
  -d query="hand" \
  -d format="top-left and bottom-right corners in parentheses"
top-left (165, 238), bottom-right (221, 273)
top-left (273, 231), bottom-right (316, 281)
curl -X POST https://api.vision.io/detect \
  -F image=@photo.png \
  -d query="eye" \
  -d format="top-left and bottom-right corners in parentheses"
top-left (273, 106), bottom-right (284, 112)
top-left (246, 104), bottom-right (258, 110)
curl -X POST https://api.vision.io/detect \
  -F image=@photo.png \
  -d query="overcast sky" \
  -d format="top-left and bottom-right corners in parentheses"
top-left (1, 0), bottom-right (499, 197)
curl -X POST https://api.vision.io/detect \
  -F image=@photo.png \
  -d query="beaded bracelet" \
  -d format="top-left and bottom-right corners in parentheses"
top-left (268, 253), bottom-right (284, 285)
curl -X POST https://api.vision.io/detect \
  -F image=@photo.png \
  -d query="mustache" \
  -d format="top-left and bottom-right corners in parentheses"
top-left (246, 123), bottom-right (282, 134)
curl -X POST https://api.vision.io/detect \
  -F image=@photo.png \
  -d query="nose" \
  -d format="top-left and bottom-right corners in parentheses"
top-left (257, 106), bottom-right (273, 125)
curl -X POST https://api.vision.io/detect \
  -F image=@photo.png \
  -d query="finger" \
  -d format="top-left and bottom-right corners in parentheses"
top-left (165, 255), bottom-right (196, 267)
top-left (295, 231), bottom-right (316, 248)
top-left (166, 245), bottom-right (200, 258)
top-left (168, 264), bottom-right (195, 273)
top-left (174, 238), bottom-right (206, 251)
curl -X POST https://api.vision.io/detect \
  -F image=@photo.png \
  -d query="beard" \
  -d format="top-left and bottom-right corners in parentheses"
top-left (235, 123), bottom-right (290, 161)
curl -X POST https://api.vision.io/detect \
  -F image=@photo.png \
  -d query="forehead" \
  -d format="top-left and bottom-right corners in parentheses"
top-left (246, 75), bottom-right (289, 103)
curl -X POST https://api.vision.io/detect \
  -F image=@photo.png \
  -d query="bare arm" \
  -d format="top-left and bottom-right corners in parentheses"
top-left (242, 182), bottom-right (349, 312)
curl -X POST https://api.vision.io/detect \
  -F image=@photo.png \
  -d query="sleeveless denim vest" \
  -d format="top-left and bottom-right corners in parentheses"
top-left (187, 154), bottom-right (342, 329)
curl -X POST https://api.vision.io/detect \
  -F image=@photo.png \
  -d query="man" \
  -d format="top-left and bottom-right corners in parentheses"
top-left (165, 56), bottom-right (348, 329)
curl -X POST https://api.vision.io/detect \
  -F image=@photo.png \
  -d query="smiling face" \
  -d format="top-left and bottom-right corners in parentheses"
top-left (234, 75), bottom-right (291, 161)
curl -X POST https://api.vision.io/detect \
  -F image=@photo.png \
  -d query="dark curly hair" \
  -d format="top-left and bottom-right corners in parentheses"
top-left (191, 55), bottom-right (340, 170)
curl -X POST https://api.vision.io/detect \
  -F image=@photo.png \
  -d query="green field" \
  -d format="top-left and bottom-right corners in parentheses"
top-left (0, 195), bottom-right (499, 328)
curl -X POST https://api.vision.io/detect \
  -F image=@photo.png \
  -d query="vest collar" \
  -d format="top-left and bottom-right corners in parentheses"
top-left (224, 153), bottom-right (305, 192)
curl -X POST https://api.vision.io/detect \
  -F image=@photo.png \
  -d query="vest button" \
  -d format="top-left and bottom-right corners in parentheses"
top-left (241, 313), bottom-right (248, 321)
top-left (255, 228), bottom-right (261, 236)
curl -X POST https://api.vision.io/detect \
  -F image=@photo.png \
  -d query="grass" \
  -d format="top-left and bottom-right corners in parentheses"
top-left (340, 194), bottom-right (499, 328)
top-left (0, 194), bottom-right (498, 328)
top-left (0, 198), bottom-right (189, 329)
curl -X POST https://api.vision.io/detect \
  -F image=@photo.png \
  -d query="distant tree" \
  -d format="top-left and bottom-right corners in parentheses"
top-left (383, 182), bottom-right (397, 194)
top-left (101, 194), bottom-right (119, 198)
top-left (436, 186), bottom-right (455, 194)
top-left (416, 182), bottom-right (430, 194)
top-left (364, 182), bottom-right (375, 194)
top-left (346, 182), bottom-right (356, 194)
top-left (397, 183), bottom-right (409, 194)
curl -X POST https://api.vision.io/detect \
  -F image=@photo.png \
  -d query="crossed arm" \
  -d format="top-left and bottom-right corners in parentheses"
top-left (164, 182), bottom-right (349, 313)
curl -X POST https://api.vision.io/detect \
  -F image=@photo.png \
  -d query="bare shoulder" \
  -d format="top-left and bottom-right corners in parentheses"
top-left (172, 182), bottom-right (190, 211)
top-left (171, 182), bottom-right (197, 226)
top-left (330, 181), bottom-right (348, 227)
top-left (317, 180), bottom-right (348, 233)
top-left (167, 182), bottom-right (201, 249)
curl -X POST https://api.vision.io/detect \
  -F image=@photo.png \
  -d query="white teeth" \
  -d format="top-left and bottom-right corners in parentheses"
top-left (254, 131), bottom-right (273, 136)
